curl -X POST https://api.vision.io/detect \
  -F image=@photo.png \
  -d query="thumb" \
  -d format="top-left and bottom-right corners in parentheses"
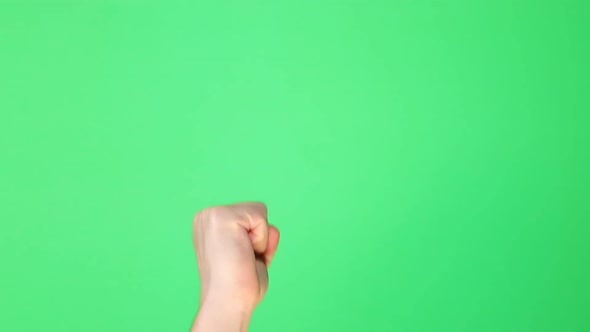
top-left (262, 225), bottom-right (280, 267)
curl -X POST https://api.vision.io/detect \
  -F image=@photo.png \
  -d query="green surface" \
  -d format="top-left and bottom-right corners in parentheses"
top-left (1, 1), bottom-right (589, 331)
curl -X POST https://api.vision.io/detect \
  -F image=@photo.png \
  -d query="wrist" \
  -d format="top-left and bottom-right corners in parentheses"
top-left (192, 297), bottom-right (253, 332)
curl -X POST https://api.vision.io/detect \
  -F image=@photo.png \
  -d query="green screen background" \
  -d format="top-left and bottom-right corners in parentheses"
top-left (1, 1), bottom-right (589, 331)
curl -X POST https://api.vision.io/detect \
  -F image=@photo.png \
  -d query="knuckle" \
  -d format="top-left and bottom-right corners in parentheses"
top-left (194, 205), bottom-right (230, 225)
top-left (193, 206), bottom-right (216, 225)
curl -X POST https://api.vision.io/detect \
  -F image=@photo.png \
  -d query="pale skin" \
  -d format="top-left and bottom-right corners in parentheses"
top-left (191, 202), bottom-right (280, 332)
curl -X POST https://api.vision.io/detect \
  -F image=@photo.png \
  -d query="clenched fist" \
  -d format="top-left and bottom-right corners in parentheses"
top-left (191, 202), bottom-right (280, 332)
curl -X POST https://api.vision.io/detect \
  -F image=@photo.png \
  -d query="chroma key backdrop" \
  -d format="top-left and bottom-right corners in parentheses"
top-left (1, 1), bottom-right (588, 331)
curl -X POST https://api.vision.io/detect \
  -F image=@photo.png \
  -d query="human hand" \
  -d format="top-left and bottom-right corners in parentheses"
top-left (191, 202), bottom-right (280, 332)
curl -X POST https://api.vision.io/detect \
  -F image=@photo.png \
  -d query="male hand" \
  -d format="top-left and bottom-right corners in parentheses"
top-left (191, 202), bottom-right (280, 332)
